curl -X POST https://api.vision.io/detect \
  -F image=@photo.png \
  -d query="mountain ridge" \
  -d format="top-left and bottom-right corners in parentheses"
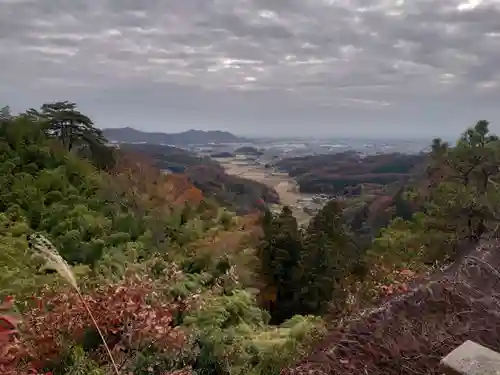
top-left (102, 126), bottom-right (245, 145)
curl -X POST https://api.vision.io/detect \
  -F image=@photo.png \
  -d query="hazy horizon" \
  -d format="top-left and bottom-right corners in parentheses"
top-left (104, 125), bottom-right (455, 143)
top-left (2, 0), bottom-right (500, 139)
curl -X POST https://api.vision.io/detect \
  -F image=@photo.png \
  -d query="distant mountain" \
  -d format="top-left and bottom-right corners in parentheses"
top-left (102, 127), bottom-right (243, 145)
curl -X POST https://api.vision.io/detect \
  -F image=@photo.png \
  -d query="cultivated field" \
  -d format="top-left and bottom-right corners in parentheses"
top-left (215, 158), bottom-right (312, 224)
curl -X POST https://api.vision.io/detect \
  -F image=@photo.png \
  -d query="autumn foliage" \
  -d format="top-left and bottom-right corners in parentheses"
top-left (1, 104), bottom-right (326, 375)
top-left (7, 102), bottom-right (500, 375)
top-left (1, 275), bottom-right (195, 374)
top-left (1, 297), bottom-right (26, 375)
top-left (110, 151), bottom-right (203, 211)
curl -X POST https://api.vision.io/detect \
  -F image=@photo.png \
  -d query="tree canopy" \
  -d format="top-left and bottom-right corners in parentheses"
top-left (0, 104), bottom-right (326, 375)
top-left (2, 102), bottom-right (500, 375)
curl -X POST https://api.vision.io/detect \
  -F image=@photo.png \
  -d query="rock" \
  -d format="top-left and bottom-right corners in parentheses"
top-left (441, 340), bottom-right (500, 375)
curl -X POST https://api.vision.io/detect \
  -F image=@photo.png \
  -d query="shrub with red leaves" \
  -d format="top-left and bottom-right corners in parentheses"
top-left (0, 296), bottom-right (34, 375)
top-left (1, 297), bottom-right (18, 361)
top-left (17, 276), bottom-right (191, 372)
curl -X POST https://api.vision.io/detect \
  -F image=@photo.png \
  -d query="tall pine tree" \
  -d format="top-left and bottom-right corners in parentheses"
top-left (299, 200), bottom-right (356, 315)
top-left (258, 206), bottom-right (304, 323)
top-left (422, 120), bottom-right (500, 261)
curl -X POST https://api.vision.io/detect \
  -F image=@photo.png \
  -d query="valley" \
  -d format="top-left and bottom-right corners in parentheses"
top-left (2, 104), bottom-right (499, 375)
top-left (214, 157), bottom-right (315, 225)
top-left (2, 0), bottom-right (499, 371)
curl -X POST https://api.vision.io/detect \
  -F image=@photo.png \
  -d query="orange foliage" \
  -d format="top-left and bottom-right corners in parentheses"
top-left (189, 212), bottom-right (262, 255)
top-left (109, 151), bottom-right (203, 212)
top-left (0, 297), bottom-right (27, 374)
top-left (233, 213), bottom-right (263, 242)
top-left (340, 265), bottom-right (423, 317)
top-left (189, 229), bottom-right (249, 257)
top-left (164, 174), bottom-right (203, 206)
top-left (372, 267), bottom-right (416, 297)
top-left (237, 213), bottom-right (261, 229)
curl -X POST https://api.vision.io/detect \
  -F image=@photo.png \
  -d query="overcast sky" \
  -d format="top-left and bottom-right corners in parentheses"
top-left (1, 0), bottom-right (500, 138)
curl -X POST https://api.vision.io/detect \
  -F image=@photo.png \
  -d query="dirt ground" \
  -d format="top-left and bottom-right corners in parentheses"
top-left (215, 158), bottom-right (312, 224)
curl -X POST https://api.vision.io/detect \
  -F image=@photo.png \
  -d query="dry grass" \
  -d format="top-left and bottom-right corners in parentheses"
top-left (281, 242), bottom-right (500, 375)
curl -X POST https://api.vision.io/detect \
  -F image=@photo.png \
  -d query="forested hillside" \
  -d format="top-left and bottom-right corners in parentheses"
top-left (120, 143), bottom-right (279, 214)
top-left (0, 103), bottom-right (322, 375)
top-left (276, 151), bottom-right (429, 243)
top-left (276, 152), bottom-right (425, 195)
top-left (279, 120), bottom-right (500, 374)
top-left (2, 102), bottom-right (500, 375)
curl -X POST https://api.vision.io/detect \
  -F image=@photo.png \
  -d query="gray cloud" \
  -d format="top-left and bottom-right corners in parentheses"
top-left (1, 0), bottom-right (500, 137)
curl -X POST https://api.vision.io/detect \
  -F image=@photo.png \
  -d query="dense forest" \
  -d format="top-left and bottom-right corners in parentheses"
top-left (276, 151), bottom-right (426, 195)
top-left (2, 102), bottom-right (500, 375)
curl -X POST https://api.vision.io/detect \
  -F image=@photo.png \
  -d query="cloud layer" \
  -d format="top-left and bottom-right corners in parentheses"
top-left (1, 0), bottom-right (500, 137)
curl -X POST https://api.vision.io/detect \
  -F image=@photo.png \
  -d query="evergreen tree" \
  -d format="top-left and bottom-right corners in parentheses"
top-left (427, 137), bottom-right (450, 185)
top-left (299, 200), bottom-right (355, 314)
top-left (374, 120), bottom-right (500, 266)
top-left (0, 105), bottom-right (11, 122)
top-left (423, 121), bottom-right (500, 260)
top-left (26, 101), bottom-right (115, 169)
top-left (26, 101), bottom-right (106, 152)
top-left (258, 202), bottom-right (362, 320)
top-left (258, 206), bottom-right (304, 323)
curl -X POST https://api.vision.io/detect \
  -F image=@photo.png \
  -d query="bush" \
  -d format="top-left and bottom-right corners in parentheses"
top-left (18, 275), bottom-right (192, 374)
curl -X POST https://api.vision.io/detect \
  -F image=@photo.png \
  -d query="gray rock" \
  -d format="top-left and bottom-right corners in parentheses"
top-left (441, 340), bottom-right (500, 375)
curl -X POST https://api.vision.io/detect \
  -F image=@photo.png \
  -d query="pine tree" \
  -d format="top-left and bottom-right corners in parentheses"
top-left (0, 106), bottom-right (11, 122)
top-left (26, 101), bottom-right (106, 152)
top-left (423, 121), bottom-right (500, 261)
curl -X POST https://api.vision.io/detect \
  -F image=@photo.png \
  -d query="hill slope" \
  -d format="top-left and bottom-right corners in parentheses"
top-left (119, 143), bottom-right (279, 214)
top-left (1, 106), bottom-right (323, 375)
top-left (276, 152), bottom-right (426, 195)
top-left (275, 152), bottom-right (428, 238)
top-left (282, 241), bottom-right (500, 375)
